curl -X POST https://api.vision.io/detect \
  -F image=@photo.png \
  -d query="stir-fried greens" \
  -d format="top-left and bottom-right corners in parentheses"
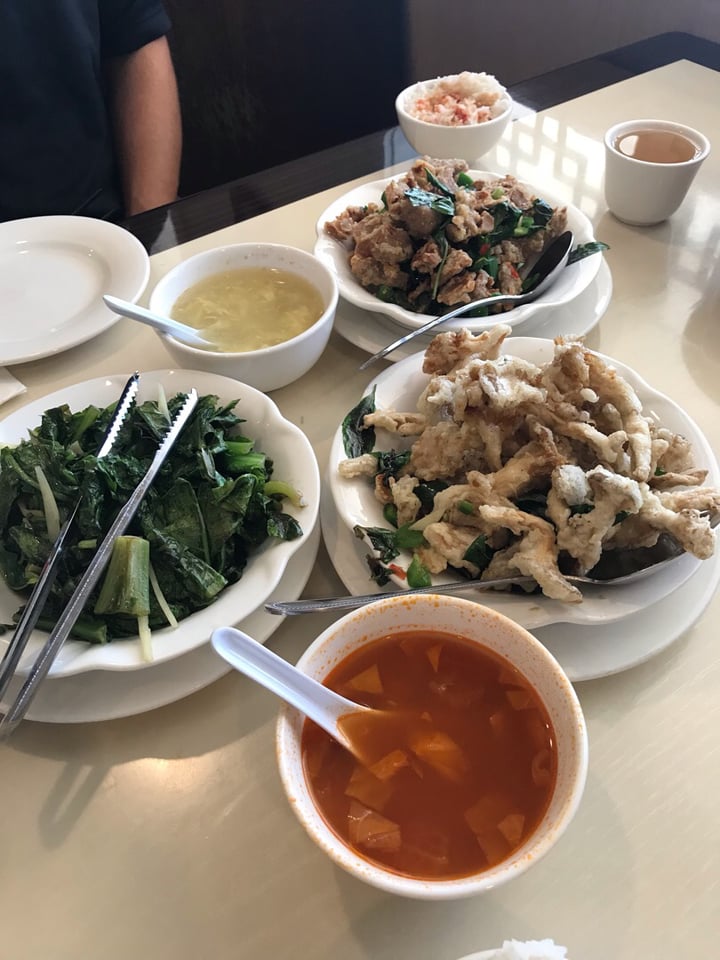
top-left (0, 393), bottom-right (303, 645)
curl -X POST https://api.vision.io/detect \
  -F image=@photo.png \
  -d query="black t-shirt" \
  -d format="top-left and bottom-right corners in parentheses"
top-left (0, 0), bottom-right (171, 222)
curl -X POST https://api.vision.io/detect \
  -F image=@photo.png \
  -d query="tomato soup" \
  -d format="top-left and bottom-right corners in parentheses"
top-left (301, 630), bottom-right (557, 880)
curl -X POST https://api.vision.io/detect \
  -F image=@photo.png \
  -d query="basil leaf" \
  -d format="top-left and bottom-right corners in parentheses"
top-left (567, 241), bottom-right (610, 264)
top-left (404, 186), bottom-right (455, 217)
top-left (341, 389), bottom-right (376, 458)
top-left (424, 167), bottom-right (455, 198)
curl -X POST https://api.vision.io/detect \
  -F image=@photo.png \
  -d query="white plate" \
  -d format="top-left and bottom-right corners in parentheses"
top-left (320, 487), bottom-right (720, 683)
top-left (0, 370), bottom-right (320, 677)
top-left (0, 216), bottom-right (149, 366)
top-left (314, 171), bottom-right (601, 333)
top-left (327, 338), bottom-right (719, 630)
top-left (334, 258), bottom-right (612, 362)
top-left (4, 523), bottom-right (320, 723)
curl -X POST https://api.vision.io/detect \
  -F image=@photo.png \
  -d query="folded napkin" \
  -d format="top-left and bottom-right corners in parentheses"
top-left (0, 368), bottom-right (26, 407)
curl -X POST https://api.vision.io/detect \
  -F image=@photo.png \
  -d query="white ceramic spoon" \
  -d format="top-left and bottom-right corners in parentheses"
top-left (211, 626), bottom-right (373, 758)
top-left (103, 294), bottom-right (213, 348)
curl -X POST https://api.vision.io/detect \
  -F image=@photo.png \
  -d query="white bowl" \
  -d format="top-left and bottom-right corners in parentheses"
top-left (0, 369), bottom-right (320, 677)
top-left (149, 243), bottom-right (338, 393)
top-left (396, 73), bottom-right (512, 162)
top-left (276, 594), bottom-right (588, 899)
top-left (314, 172), bottom-right (600, 333)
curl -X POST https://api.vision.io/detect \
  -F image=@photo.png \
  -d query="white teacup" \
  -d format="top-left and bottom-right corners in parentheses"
top-left (604, 119), bottom-right (710, 226)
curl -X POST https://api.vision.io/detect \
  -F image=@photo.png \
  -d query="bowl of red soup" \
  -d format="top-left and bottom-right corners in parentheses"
top-left (276, 594), bottom-right (587, 899)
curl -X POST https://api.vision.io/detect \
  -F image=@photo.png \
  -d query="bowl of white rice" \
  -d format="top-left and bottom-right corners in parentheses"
top-left (396, 71), bottom-right (512, 162)
top-left (459, 940), bottom-right (568, 960)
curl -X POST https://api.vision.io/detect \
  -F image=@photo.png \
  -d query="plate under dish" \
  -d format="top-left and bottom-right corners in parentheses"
top-left (0, 215), bottom-right (149, 366)
top-left (320, 488), bottom-right (720, 683)
top-left (334, 259), bottom-right (612, 362)
top-left (326, 337), bottom-right (719, 630)
top-left (0, 369), bottom-right (320, 677)
top-left (314, 170), bottom-right (601, 334)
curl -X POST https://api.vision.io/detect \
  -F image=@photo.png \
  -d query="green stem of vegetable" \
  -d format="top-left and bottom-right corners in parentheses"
top-left (36, 614), bottom-right (108, 645)
top-left (34, 465), bottom-right (61, 541)
top-left (264, 480), bottom-right (304, 507)
top-left (94, 535), bottom-right (151, 617)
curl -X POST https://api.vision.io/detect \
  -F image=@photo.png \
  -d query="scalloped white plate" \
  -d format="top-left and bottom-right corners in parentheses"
top-left (327, 337), bottom-right (719, 630)
top-left (0, 216), bottom-right (149, 365)
top-left (0, 369), bottom-right (320, 677)
top-left (314, 171), bottom-right (601, 333)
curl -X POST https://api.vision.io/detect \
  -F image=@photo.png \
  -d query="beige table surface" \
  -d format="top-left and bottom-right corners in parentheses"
top-left (2, 60), bottom-right (719, 960)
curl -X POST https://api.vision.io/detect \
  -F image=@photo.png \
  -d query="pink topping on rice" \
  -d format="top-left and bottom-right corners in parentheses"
top-left (406, 71), bottom-right (508, 126)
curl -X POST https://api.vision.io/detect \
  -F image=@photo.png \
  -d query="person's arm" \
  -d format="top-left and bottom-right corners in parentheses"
top-left (106, 35), bottom-right (181, 216)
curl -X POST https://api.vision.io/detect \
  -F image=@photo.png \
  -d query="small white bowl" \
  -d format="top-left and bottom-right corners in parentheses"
top-left (149, 243), bottom-right (338, 393)
top-left (276, 594), bottom-right (588, 899)
top-left (396, 72), bottom-right (512, 162)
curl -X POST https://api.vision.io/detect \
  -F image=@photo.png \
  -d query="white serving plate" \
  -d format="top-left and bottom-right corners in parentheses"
top-left (327, 337), bottom-right (719, 630)
top-left (314, 170), bottom-right (601, 333)
top-left (334, 259), bottom-right (612, 361)
top-left (0, 216), bottom-right (149, 365)
top-left (320, 485), bottom-right (720, 683)
top-left (0, 369), bottom-right (320, 677)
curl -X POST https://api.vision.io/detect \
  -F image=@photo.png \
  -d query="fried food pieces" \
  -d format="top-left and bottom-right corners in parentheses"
top-left (325, 158), bottom-right (568, 315)
top-left (339, 325), bottom-right (719, 602)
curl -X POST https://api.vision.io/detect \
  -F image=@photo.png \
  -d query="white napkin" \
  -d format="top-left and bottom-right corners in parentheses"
top-left (0, 368), bottom-right (26, 407)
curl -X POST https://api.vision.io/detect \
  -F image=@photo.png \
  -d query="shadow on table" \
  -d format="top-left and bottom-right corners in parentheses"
top-left (2, 666), bottom-right (275, 848)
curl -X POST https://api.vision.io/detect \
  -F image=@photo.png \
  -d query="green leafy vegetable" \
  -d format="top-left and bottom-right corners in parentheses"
top-left (567, 241), bottom-right (610, 264)
top-left (424, 167), bottom-right (455, 198)
top-left (0, 393), bottom-right (303, 643)
top-left (463, 535), bottom-right (494, 571)
top-left (341, 389), bottom-right (376, 458)
top-left (404, 186), bottom-right (455, 218)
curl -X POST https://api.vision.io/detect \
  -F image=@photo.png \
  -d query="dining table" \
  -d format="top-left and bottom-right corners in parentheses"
top-left (2, 43), bottom-right (720, 960)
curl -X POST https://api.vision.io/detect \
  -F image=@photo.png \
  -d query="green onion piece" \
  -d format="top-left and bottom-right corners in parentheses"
top-left (457, 500), bottom-right (475, 515)
top-left (456, 171), bottom-right (474, 188)
top-left (491, 187), bottom-right (505, 199)
top-left (34, 465), bottom-right (61, 541)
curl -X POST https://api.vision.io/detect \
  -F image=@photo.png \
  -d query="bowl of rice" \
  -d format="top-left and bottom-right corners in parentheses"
top-left (458, 941), bottom-right (568, 960)
top-left (396, 71), bottom-right (512, 162)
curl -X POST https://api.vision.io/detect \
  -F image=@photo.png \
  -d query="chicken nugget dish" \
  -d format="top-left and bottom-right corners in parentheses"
top-left (338, 324), bottom-right (720, 603)
top-left (324, 157), bottom-right (569, 316)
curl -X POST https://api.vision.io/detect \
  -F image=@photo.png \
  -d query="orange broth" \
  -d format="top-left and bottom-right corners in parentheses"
top-left (301, 630), bottom-right (557, 880)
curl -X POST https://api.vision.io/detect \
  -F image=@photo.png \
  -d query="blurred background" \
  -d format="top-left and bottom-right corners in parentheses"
top-left (162, 0), bottom-right (720, 197)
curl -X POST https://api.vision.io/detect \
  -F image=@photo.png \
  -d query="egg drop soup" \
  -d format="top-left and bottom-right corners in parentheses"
top-left (171, 267), bottom-right (325, 352)
top-left (301, 630), bottom-right (557, 881)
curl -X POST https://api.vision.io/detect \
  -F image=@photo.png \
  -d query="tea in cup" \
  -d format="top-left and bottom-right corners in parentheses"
top-left (604, 119), bottom-right (710, 225)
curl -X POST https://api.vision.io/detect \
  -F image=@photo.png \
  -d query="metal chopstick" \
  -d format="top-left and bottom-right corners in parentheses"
top-left (0, 372), bottom-right (140, 705)
top-left (0, 389), bottom-right (198, 738)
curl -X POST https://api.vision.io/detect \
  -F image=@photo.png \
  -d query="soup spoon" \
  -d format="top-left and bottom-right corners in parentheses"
top-left (103, 294), bottom-right (213, 348)
top-left (358, 230), bottom-right (574, 369)
top-left (211, 625), bottom-right (373, 758)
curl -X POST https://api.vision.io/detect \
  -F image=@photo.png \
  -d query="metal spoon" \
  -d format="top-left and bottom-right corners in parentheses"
top-left (264, 544), bottom-right (704, 616)
top-left (103, 294), bottom-right (213, 348)
top-left (211, 626), bottom-right (375, 758)
top-left (358, 230), bottom-right (574, 370)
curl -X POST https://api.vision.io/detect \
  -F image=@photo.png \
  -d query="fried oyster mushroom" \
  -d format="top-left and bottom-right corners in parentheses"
top-left (338, 325), bottom-right (719, 603)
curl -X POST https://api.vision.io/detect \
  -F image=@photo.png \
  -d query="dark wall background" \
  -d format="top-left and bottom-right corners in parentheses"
top-left (163, 1), bottom-right (411, 197)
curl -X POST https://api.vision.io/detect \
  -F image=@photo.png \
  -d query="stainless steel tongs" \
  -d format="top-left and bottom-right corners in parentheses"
top-left (0, 381), bottom-right (199, 738)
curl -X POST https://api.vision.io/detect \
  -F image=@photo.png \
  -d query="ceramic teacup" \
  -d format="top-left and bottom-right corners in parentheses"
top-left (603, 118), bottom-right (710, 225)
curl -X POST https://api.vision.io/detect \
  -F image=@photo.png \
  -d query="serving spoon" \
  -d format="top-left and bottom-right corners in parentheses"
top-left (264, 535), bottom-right (713, 615)
top-left (211, 626), bottom-right (375, 759)
top-left (358, 230), bottom-right (574, 369)
top-left (103, 294), bottom-right (213, 348)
